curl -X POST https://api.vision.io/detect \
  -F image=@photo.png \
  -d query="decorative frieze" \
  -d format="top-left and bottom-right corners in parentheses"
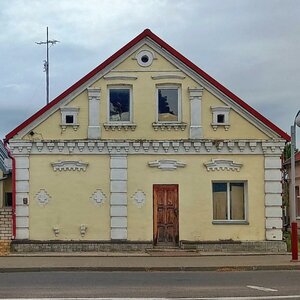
top-left (103, 123), bottom-right (137, 131)
top-left (51, 160), bottom-right (88, 171)
top-left (204, 159), bottom-right (242, 172)
top-left (9, 140), bottom-right (286, 156)
top-left (148, 159), bottom-right (186, 171)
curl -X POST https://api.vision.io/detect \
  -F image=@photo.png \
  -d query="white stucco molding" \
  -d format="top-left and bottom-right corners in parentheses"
top-left (9, 139), bottom-right (286, 156)
top-left (152, 122), bottom-right (187, 131)
top-left (132, 190), bottom-right (146, 208)
top-left (151, 74), bottom-right (186, 80)
top-left (189, 87), bottom-right (204, 139)
top-left (35, 189), bottom-right (51, 206)
top-left (87, 87), bottom-right (101, 139)
top-left (90, 189), bottom-right (106, 206)
top-left (148, 159), bottom-right (186, 171)
top-left (51, 160), bottom-right (89, 171)
top-left (103, 74), bottom-right (138, 80)
top-left (204, 159), bottom-right (242, 171)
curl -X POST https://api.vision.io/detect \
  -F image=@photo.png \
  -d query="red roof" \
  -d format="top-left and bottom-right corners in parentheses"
top-left (5, 29), bottom-right (290, 141)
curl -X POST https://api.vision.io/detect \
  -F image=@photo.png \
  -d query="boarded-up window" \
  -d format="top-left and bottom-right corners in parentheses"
top-left (213, 182), bottom-right (245, 221)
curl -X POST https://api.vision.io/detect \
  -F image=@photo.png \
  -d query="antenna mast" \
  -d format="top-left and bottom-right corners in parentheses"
top-left (36, 27), bottom-right (59, 105)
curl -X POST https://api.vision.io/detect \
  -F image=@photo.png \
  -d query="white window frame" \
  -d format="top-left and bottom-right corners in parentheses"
top-left (211, 106), bottom-right (230, 131)
top-left (212, 181), bottom-right (248, 224)
top-left (107, 85), bottom-right (133, 124)
top-left (60, 107), bottom-right (80, 131)
top-left (156, 85), bottom-right (181, 123)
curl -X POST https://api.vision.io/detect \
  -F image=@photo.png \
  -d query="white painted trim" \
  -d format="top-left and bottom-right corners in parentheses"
top-left (103, 74), bottom-right (137, 80)
top-left (151, 74), bottom-right (186, 80)
top-left (189, 87), bottom-right (204, 139)
top-left (204, 159), bottom-right (242, 171)
top-left (51, 160), bottom-right (89, 171)
top-left (148, 159), bottom-right (186, 170)
top-left (87, 88), bottom-right (101, 139)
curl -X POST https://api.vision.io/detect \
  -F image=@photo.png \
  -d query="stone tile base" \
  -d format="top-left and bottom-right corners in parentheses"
top-left (0, 240), bottom-right (11, 256)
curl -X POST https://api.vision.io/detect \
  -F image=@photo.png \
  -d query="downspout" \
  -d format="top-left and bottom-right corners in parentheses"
top-left (4, 139), bottom-right (16, 239)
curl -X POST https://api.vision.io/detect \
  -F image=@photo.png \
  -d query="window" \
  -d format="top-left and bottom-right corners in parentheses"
top-left (109, 87), bottom-right (131, 122)
top-left (4, 192), bottom-right (12, 207)
top-left (212, 182), bottom-right (246, 222)
top-left (157, 86), bottom-right (180, 122)
top-left (136, 50), bottom-right (155, 67)
top-left (60, 107), bottom-right (79, 130)
top-left (211, 106), bottom-right (230, 131)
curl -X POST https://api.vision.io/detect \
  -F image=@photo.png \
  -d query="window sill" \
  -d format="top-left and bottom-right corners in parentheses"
top-left (212, 220), bottom-right (249, 225)
top-left (60, 124), bottom-right (79, 131)
top-left (211, 123), bottom-right (230, 131)
top-left (103, 123), bottom-right (137, 131)
top-left (152, 122), bottom-right (187, 131)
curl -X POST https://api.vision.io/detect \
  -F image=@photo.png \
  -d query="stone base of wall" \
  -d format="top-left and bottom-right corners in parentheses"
top-left (11, 239), bottom-right (287, 253)
top-left (0, 240), bottom-right (11, 256)
top-left (11, 240), bottom-right (152, 253)
top-left (180, 240), bottom-right (287, 253)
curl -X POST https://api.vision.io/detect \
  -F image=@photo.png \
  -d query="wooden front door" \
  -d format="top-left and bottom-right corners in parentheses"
top-left (153, 184), bottom-right (179, 245)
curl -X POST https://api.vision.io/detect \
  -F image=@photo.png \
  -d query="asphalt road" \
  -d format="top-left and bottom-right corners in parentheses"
top-left (0, 270), bottom-right (300, 299)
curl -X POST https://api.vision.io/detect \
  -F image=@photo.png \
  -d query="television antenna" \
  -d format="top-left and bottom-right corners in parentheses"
top-left (36, 27), bottom-right (59, 105)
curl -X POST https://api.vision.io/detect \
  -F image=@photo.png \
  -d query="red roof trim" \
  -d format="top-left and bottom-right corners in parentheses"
top-left (5, 28), bottom-right (290, 141)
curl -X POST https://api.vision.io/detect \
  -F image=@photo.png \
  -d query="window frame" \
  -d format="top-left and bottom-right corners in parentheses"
top-left (156, 85), bottom-right (181, 123)
top-left (212, 181), bottom-right (248, 224)
top-left (60, 107), bottom-right (80, 130)
top-left (107, 85), bottom-right (133, 124)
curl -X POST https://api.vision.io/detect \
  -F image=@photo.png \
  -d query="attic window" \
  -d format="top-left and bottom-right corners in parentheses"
top-left (60, 107), bottom-right (80, 131)
top-left (136, 50), bottom-right (154, 67)
top-left (211, 106), bottom-right (230, 131)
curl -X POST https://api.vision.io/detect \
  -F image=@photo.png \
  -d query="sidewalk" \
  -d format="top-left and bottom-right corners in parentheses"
top-left (1, 251), bottom-right (300, 272)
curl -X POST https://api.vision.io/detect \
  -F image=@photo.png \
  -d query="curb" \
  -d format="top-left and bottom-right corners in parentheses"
top-left (1, 265), bottom-right (300, 273)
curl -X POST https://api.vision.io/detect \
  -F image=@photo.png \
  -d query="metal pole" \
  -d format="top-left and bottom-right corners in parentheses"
top-left (46, 27), bottom-right (49, 105)
top-left (290, 111), bottom-right (299, 261)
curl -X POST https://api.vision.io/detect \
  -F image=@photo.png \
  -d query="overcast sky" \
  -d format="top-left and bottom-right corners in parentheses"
top-left (1, 0), bottom-right (300, 145)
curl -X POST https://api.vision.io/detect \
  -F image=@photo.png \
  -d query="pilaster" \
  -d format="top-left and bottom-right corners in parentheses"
top-left (87, 87), bottom-right (101, 139)
top-left (15, 155), bottom-right (30, 239)
top-left (110, 154), bottom-right (128, 240)
top-left (189, 87), bottom-right (204, 139)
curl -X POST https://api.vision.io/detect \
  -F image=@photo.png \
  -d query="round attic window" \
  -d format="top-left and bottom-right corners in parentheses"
top-left (136, 50), bottom-right (154, 67)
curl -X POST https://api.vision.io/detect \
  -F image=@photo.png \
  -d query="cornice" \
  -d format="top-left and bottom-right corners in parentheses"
top-left (8, 139), bottom-right (285, 156)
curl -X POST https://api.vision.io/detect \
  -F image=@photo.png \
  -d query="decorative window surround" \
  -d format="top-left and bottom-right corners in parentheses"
top-left (135, 49), bottom-right (156, 67)
top-left (132, 190), bottom-right (146, 208)
top-left (152, 122), bottom-right (187, 131)
top-left (90, 189), bottom-right (106, 205)
top-left (211, 106), bottom-right (231, 131)
top-left (103, 123), bottom-right (137, 131)
top-left (60, 107), bottom-right (80, 131)
top-left (51, 160), bottom-right (89, 171)
top-left (9, 140), bottom-right (285, 156)
top-left (204, 159), bottom-right (242, 171)
top-left (103, 74), bottom-right (138, 80)
top-left (35, 189), bottom-right (51, 206)
top-left (87, 87), bottom-right (101, 139)
top-left (148, 159), bottom-right (186, 171)
top-left (189, 87), bottom-right (204, 139)
top-left (151, 74), bottom-right (186, 80)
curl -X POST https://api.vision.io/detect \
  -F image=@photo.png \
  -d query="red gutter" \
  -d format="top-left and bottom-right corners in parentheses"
top-left (4, 141), bottom-right (16, 239)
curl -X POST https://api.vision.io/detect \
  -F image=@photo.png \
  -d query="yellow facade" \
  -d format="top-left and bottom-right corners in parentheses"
top-left (8, 31), bottom-right (285, 245)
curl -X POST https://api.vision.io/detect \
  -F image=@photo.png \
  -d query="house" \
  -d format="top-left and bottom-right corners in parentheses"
top-left (4, 29), bottom-right (290, 252)
top-left (0, 140), bottom-right (12, 254)
top-left (283, 151), bottom-right (300, 227)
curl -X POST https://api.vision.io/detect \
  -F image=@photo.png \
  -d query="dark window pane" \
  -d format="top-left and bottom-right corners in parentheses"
top-left (217, 114), bottom-right (225, 123)
top-left (66, 115), bottom-right (74, 124)
top-left (213, 183), bottom-right (227, 220)
top-left (110, 89), bottom-right (130, 121)
top-left (158, 88), bottom-right (178, 121)
top-left (5, 192), bottom-right (12, 207)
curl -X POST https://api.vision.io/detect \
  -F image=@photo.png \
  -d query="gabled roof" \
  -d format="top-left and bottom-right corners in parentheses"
top-left (5, 29), bottom-right (290, 141)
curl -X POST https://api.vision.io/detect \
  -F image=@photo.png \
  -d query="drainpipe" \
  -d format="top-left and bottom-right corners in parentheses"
top-left (4, 140), bottom-right (16, 239)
